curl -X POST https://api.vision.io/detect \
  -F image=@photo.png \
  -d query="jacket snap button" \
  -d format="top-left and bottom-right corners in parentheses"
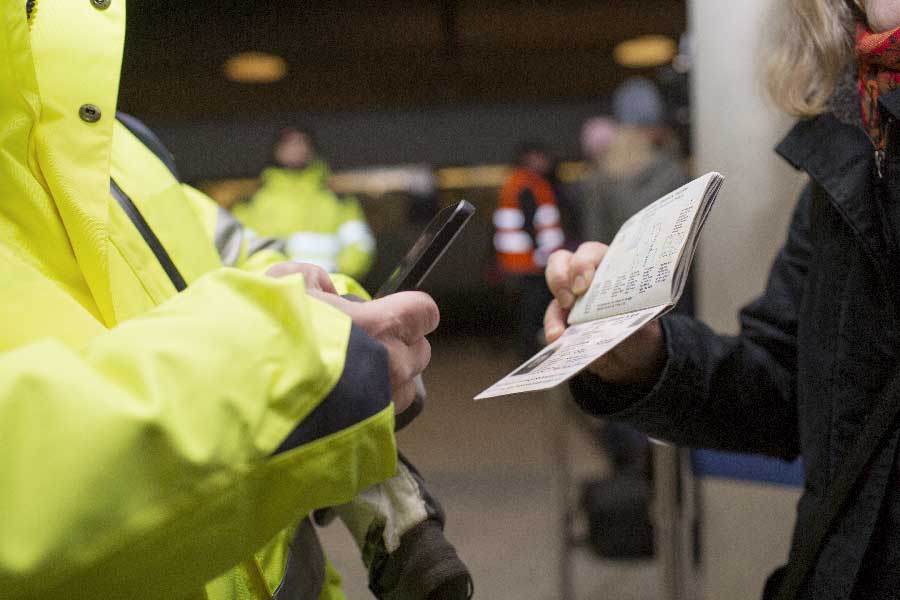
top-left (90, 0), bottom-right (111, 9)
top-left (79, 104), bottom-right (102, 123)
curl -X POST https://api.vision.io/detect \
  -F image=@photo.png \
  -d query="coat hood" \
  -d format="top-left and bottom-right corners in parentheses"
top-left (1, 0), bottom-right (126, 325)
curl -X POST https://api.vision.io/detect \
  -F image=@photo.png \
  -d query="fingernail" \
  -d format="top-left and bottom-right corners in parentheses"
top-left (546, 325), bottom-right (563, 340)
top-left (573, 275), bottom-right (587, 294)
top-left (559, 289), bottom-right (574, 309)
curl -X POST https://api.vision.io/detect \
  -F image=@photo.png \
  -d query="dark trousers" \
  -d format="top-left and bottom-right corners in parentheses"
top-left (511, 274), bottom-right (554, 360)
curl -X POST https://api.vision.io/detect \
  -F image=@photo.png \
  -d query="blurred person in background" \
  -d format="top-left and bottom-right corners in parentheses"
top-left (581, 116), bottom-right (619, 162)
top-left (565, 118), bottom-right (619, 258)
top-left (576, 115), bottom-right (617, 248)
top-left (493, 142), bottom-right (567, 359)
top-left (578, 78), bottom-right (689, 248)
top-left (232, 127), bottom-right (376, 281)
top-left (579, 116), bottom-right (618, 180)
top-left (0, 2), bottom-right (471, 599)
top-left (576, 82), bottom-right (690, 481)
top-left (546, 1), bottom-right (900, 598)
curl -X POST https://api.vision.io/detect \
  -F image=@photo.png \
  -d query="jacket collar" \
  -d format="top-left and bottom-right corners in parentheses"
top-left (262, 161), bottom-right (331, 188)
top-left (776, 104), bottom-right (900, 304)
top-left (776, 87), bottom-right (900, 207)
top-left (776, 113), bottom-right (872, 212)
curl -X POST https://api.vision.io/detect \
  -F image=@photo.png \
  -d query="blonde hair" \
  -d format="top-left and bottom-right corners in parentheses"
top-left (766, 0), bottom-right (859, 116)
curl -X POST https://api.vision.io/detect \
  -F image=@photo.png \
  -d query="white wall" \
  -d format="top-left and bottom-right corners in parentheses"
top-left (688, 1), bottom-right (806, 598)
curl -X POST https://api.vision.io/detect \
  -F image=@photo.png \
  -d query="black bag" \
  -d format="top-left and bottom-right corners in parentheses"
top-left (580, 474), bottom-right (655, 559)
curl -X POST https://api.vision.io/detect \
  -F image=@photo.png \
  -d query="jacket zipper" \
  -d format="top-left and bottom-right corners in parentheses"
top-left (875, 117), bottom-right (894, 179)
top-left (870, 114), bottom-right (900, 328)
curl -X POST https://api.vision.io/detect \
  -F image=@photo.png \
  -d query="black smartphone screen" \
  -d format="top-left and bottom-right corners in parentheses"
top-left (375, 200), bottom-right (476, 298)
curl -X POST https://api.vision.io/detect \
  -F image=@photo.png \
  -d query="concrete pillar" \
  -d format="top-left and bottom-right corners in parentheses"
top-left (690, 0), bottom-right (805, 332)
top-left (688, 1), bottom-right (806, 599)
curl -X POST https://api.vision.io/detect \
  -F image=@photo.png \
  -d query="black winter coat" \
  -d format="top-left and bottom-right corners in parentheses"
top-left (572, 94), bottom-right (900, 599)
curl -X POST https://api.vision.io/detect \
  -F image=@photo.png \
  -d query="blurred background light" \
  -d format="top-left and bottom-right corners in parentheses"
top-left (614, 34), bottom-right (678, 69)
top-left (223, 51), bottom-right (287, 83)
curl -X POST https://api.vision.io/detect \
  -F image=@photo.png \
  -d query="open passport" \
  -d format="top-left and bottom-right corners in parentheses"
top-left (475, 172), bottom-right (725, 400)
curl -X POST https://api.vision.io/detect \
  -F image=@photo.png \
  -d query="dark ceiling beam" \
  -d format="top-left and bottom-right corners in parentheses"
top-left (120, 48), bottom-right (638, 119)
top-left (119, 0), bottom-right (685, 119)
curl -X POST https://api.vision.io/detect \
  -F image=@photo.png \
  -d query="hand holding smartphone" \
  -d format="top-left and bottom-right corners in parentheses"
top-left (377, 199), bottom-right (475, 429)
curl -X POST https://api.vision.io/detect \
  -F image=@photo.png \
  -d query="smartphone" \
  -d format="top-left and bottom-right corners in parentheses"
top-left (375, 200), bottom-right (476, 298)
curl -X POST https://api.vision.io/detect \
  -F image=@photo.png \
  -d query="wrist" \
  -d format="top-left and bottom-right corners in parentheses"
top-left (587, 320), bottom-right (665, 385)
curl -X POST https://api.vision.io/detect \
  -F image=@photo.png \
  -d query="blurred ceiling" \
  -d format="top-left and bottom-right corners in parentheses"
top-left (119, 0), bottom-right (686, 120)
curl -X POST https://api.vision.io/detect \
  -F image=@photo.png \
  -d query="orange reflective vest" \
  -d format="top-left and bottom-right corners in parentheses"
top-left (493, 168), bottom-right (565, 274)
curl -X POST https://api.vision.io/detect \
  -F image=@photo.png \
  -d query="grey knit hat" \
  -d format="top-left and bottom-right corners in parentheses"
top-left (613, 77), bottom-right (665, 126)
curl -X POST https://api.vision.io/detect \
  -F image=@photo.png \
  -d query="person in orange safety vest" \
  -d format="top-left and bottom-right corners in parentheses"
top-left (493, 142), bottom-right (566, 359)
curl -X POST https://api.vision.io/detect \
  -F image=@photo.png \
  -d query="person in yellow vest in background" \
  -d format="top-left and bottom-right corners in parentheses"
top-left (232, 128), bottom-right (376, 280)
top-left (0, 2), bottom-right (472, 599)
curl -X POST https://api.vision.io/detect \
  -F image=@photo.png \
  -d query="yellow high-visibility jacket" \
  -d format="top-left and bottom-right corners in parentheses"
top-left (0, 2), bottom-right (396, 599)
top-left (232, 165), bottom-right (375, 280)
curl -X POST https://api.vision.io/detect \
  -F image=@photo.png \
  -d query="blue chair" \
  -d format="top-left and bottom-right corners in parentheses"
top-left (651, 447), bottom-right (804, 600)
top-left (690, 450), bottom-right (804, 487)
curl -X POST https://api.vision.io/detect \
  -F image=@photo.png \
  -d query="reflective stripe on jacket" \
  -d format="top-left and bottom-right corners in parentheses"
top-left (0, 2), bottom-right (397, 599)
top-left (493, 167), bottom-right (565, 274)
top-left (232, 165), bottom-right (376, 280)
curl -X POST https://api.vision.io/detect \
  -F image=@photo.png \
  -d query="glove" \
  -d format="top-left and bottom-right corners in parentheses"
top-left (331, 454), bottom-right (473, 600)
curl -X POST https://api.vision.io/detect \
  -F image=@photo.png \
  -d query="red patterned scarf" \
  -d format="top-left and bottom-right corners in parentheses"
top-left (857, 23), bottom-right (900, 150)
